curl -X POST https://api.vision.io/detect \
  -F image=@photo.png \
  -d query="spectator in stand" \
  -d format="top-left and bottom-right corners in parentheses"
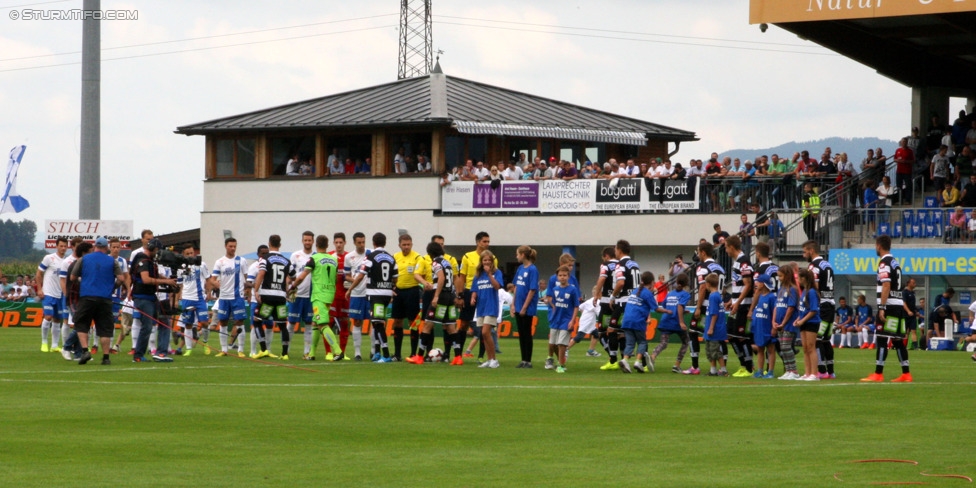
top-left (416, 155), bottom-right (431, 173)
top-left (343, 158), bottom-right (356, 175)
top-left (544, 158), bottom-right (560, 179)
top-left (931, 145), bottom-right (951, 206)
top-left (532, 160), bottom-right (548, 180)
top-left (894, 137), bottom-right (916, 204)
top-left (475, 161), bottom-right (490, 181)
top-left (836, 152), bottom-right (857, 205)
top-left (653, 274), bottom-right (668, 304)
top-left (502, 160), bottom-right (521, 180)
top-left (956, 145), bottom-right (974, 180)
top-left (927, 114), bottom-right (946, 157)
top-left (863, 180), bottom-right (879, 234)
top-left (967, 119), bottom-right (976, 152)
top-left (876, 176), bottom-right (896, 223)
top-left (580, 162), bottom-right (597, 179)
top-left (622, 159), bottom-right (640, 178)
top-left (712, 223), bottom-right (730, 246)
top-left (326, 148), bottom-right (340, 171)
top-left (439, 169), bottom-right (456, 187)
top-left (488, 165), bottom-right (502, 183)
top-left (393, 147), bottom-right (407, 174)
top-left (356, 158), bottom-right (371, 174)
top-left (669, 254), bottom-right (689, 279)
top-left (861, 148), bottom-right (886, 189)
top-left (942, 181), bottom-right (961, 208)
top-left (801, 182), bottom-right (820, 241)
top-left (327, 155), bottom-right (343, 175)
top-left (686, 159), bottom-right (704, 178)
top-left (947, 206), bottom-right (968, 243)
top-left (968, 209), bottom-right (976, 243)
top-left (907, 126), bottom-right (925, 163)
top-left (960, 174), bottom-right (976, 207)
top-left (285, 153), bottom-right (301, 176)
top-left (952, 110), bottom-right (970, 152)
top-left (670, 162), bottom-right (686, 180)
top-left (738, 213), bottom-right (755, 258)
top-left (559, 161), bottom-right (578, 180)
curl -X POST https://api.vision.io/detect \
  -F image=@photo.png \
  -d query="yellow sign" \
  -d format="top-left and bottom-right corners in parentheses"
top-left (750, 0), bottom-right (976, 24)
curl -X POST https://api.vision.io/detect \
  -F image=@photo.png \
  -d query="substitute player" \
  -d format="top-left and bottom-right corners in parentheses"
top-left (36, 237), bottom-right (68, 353)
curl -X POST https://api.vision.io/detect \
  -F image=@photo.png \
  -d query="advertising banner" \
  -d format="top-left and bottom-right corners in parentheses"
top-left (44, 220), bottom-right (134, 249)
top-left (441, 179), bottom-right (700, 213)
top-left (831, 248), bottom-right (976, 276)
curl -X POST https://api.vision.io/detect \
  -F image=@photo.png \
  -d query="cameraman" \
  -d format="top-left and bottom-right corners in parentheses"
top-left (669, 254), bottom-right (689, 280)
top-left (131, 238), bottom-right (178, 363)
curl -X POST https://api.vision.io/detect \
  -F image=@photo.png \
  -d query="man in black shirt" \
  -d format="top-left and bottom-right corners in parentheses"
top-left (131, 239), bottom-right (178, 363)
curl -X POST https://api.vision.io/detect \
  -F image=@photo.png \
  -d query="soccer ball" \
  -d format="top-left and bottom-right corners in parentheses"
top-left (427, 348), bottom-right (444, 362)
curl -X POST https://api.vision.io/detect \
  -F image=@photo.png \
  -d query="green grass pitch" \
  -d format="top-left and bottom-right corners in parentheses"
top-left (1, 328), bottom-right (974, 487)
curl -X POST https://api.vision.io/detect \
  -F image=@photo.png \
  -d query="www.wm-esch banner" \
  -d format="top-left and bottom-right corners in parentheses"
top-left (440, 179), bottom-right (700, 213)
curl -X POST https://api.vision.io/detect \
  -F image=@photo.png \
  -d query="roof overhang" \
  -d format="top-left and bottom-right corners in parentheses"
top-left (453, 121), bottom-right (649, 146)
top-left (749, 1), bottom-right (976, 92)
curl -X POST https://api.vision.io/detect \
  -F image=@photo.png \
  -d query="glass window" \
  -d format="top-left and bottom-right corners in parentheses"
top-left (445, 136), bottom-right (464, 169)
top-left (236, 139), bottom-right (255, 176)
top-left (216, 139), bottom-right (234, 176)
top-left (468, 137), bottom-right (486, 164)
top-left (327, 135), bottom-right (372, 176)
top-left (270, 136), bottom-right (314, 176)
top-left (389, 132), bottom-right (432, 174)
top-left (508, 138), bottom-right (533, 168)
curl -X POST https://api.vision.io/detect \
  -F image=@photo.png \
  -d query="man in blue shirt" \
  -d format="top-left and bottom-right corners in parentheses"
top-left (68, 238), bottom-right (125, 365)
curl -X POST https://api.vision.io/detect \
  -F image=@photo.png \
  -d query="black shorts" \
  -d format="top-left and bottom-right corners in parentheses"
top-left (256, 296), bottom-right (288, 321)
top-left (728, 306), bottom-right (749, 338)
top-left (819, 302), bottom-right (836, 328)
top-left (905, 316), bottom-right (918, 331)
top-left (597, 303), bottom-right (613, 329)
top-left (391, 286), bottom-right (421, 320)
top-left (459, 289), bottom-right (476, 322)
top-left (73, 297), bottom-right (115, 338)
top-left (800, 321), bottom-right (820, 333)
top-left (421, 289), bottom-right (434, 318)
top-left (609, 302), bottom-right (626, 329)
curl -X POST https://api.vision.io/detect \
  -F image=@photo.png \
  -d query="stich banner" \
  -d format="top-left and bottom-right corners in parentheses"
top-left (44, 220), bottom-right (135, 249)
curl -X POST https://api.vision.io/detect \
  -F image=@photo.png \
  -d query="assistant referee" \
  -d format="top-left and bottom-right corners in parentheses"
top-left (69, 237), bottom-right (125, 365)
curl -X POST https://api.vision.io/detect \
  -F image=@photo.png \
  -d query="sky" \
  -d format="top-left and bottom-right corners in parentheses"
top-left (0, 0), bottom-right (960, 235)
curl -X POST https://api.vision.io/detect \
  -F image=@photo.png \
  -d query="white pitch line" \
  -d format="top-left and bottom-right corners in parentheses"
top-left (0, 364), bottom-right (235, 375)
top-left (1, 377), bottom-right (973, 390)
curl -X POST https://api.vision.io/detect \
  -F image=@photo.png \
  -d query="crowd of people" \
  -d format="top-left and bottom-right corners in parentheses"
top-left (31, 223), bottom-right (967, 376)
top-left (0, 274), bottom-right (35, 302)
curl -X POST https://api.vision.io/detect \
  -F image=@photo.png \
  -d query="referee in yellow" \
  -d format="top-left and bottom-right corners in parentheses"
top-left (392, 233), bottom-right (422, 361)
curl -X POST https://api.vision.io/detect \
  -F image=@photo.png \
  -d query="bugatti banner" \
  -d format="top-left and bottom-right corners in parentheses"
top-left (440, 179), bottom-right (699, 213)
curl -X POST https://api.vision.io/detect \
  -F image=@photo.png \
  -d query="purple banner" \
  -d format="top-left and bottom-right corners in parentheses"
top-left (472, 183), bottom-right (501, 209)
top-left (502, 183), bottom-right (539, 208)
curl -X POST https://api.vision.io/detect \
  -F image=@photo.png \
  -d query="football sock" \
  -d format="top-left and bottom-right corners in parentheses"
top-left (200, 326), bottom-right (209, 344)
top-left (339, 322), bottom-right (350, 351)
top-left (372, 322), bottom-right (389, 357)
top-left (823, 338), bottom-right (835, 374)
top-left (322, 326), bottom-right (341, 356)
top-left (266, 322), bottom-right (275, 353)
top-left (304, 325), bottom-right (313, 356)
top-left (60, 323), bottom-right (71, 347)
top-left (250, 329), bottom-right (259, 356)
top-left (817, 340), bottom-right (828, 374)
top-left (607, 334), bottom-right (618, 363)
top-left (893, 340), bottom-right (910, 373)
top-left (442, 328), bottom-right (451, 354)
top-left (393, 327), bottom-right (404, 359)
top-left (185, 325), bottom-right (195, 350)
top-left (235, 326), bottom-right (245, 350)
top-left (278, 323), bottom-right (290, 356)
top-left (874, 336), bottom-right (889, 374)
top-left (52, 321), bottom-right (62, 347)
top-left (310, 328), bottom-right (322, 358)
top-left (453, 331), bottom-right (464, 358)
top-left (721, 342), bottom-right (728, 362)
top-left (409, 328), bottom-right (419, 356)
top-left (253, 324), bottom-right (267, 352)
top-left (41, 319), bottom-right (51, 346)
top-left (418, 332), bottom-right (431, 356)
top-left (689, 334), bottom-right (700, 369)
top-left (219, 326), bottom-right (229, 352)
top-left (352, 324), bottom-right (362, 356)
top-left (478, 331), bottom-right (486, 358)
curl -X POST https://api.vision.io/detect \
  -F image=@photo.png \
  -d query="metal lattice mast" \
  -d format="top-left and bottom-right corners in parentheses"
top-left (398, 0), bottom-right (432, 79)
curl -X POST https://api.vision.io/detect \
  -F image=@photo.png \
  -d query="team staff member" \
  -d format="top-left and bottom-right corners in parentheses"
top-left (391, 234), bottom-right (422, 362)
top-left (861, 235), bottom-right (912, 383)
top-left (455, 232), bottom-right (495, 364)
top-left (902, 277), bottom-right (920, 350)
top-left (131, 238), bottom-right (179, 363)
top-left (803, 240), bottom-right (836, 379)
top-left (69, 237), bottom-right (125, 366)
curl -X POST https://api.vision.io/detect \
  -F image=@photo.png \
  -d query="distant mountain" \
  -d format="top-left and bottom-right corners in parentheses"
top-left (719, 137), bottom-right (899, 162)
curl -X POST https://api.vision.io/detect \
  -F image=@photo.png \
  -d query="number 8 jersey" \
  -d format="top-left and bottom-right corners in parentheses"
top-left (359, 247), bottom-right (398, 297)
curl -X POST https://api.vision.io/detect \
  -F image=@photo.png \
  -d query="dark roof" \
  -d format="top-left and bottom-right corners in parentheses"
top-left (774, 11), bottom-right (976, 91)
top-left (176, 71), bottom-right (697, 142)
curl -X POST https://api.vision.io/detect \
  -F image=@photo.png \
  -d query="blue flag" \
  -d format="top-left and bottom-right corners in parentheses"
top-left (1, 145), bottom-right (30, 214)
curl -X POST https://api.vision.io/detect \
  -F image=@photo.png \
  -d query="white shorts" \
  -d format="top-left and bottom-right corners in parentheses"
top-left (477, 316), bottom-right (498, 328)
top-left (549, 329), bottom-right (571, 346)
